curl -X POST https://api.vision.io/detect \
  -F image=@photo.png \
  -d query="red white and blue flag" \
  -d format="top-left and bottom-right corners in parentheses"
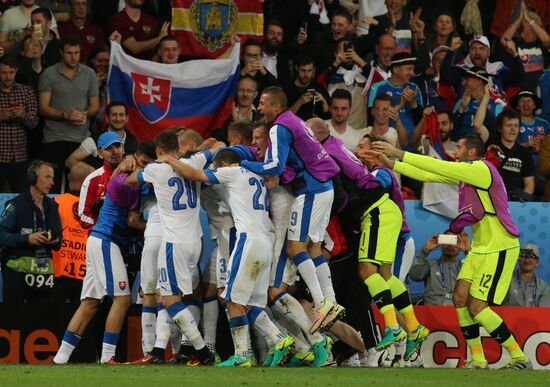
top-left (107, 41), bottom-right (240, 142)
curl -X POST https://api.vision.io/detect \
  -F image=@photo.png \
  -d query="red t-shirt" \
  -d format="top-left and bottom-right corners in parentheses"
top-left (108, 10), bottom-right (159, 59)
top-left (58, 21), bottom-right (106, 62)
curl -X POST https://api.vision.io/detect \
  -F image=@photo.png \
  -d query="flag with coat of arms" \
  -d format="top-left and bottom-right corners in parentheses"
top-left (107, 41), bottom-right (240, 142)
top-left (171, 0), bottom-right (264, 59)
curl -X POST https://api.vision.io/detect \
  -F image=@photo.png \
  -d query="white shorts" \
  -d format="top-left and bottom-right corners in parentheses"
top-left (203, 223), bottom-right (231, 288)
top-left (393, 233), bottom-right (415, 283)
top-left (203, 243), bottom-right (229, 288)
top-left (268, 186), bottom-right (296, 287)
top-left (221, 232), bottom-right (272, 308)
top-left (204, 244), bottom-right (217, 286)
top-left (158, 241), bottom-right (201, 296)
top-left (81, 235), bottom-right (130, 300)
top-left (140, 235), bottom-right (162, 294)
top-left (287, 190), bottom-right (333, 243)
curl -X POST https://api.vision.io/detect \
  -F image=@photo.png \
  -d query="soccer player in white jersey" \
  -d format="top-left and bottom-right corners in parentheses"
top-left (159, 148), bottom-right (288, 367)
top-left (130, 142), bottom-right (180, 364)
top-left (127, 131), bottom-right (217, 365)
top-left (122, 142), bottom-right (167, 361)
top-left (201, 121), bottom-right (254, 360)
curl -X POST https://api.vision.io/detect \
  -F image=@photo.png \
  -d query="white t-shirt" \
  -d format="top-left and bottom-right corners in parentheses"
top-left (138, 153), bottom-right (207, 243)
top-left (205, 166), bottom-right (273, 235)
top-left (0, 5), bottom-right (58, 41)
top-left (326, 121), bottom-right (367, 151)
top-left (262, 52), bottom-right (278, 79)
top-left (141, 183), bottom-right (162, 238)
top-left (364, 126), bottom-right (400, 148)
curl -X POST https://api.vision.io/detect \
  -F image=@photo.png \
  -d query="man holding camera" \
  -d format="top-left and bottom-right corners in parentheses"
top-left (0, 160), bottom-right (62, 302)
top-left (240, 39), bottom-right (279, 104)
top-left (286, 54), bottom-right (330, 121)
top-left (409, 231), bottom-right (470, 306)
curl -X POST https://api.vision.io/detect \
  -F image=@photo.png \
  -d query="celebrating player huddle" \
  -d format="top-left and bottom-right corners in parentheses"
top-left (52, 86), bottom-right (530, 370)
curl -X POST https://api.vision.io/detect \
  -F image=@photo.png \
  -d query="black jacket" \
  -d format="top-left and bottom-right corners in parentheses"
top-left (0, 191), bottom-right (62, 260)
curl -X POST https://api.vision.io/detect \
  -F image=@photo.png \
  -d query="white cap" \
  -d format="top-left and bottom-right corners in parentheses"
top-left (431, 45), bottom-right (451, 57)
top-left (520, 243), bottom-right (540, 258)
top-left (469, 35), bottom-right (490, 49)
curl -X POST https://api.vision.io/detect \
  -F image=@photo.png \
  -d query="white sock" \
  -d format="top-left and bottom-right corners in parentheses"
top-left (187, 303), bottom-right (201, 327)
top-left (53, 331), bottom-right (81, 364)
top-left (202, 296), bottom-right (219, 353)
top-left (229, 315), bottom-right (251, 358)
top-left (251, 325), bottom-right (268, 360)
top-left (154, 305), bottom-right (172, 349)
top-left (101, 343), bottom-right (117, 363)
top-left (293, 335), bottom-right (311, 353)
top-left (272, 293), bottom-right (324, 344)
top-left (100, 332), bottom-right (119, 363)
top-left (181, 303), bottom-right (201, 348)
top-left (271, 306), bottom-right (311, 353)
top-left (313, 256), bottom-right (336, 304)
top-left (168, 302), bottom-right (206, 350)
top-left (248, 307), bottom-right (284, 347)
top-left (292, 252), bottom-right (324, 308)
top-left (395, 339), bottom-right (406, 358)
top-left (170, 326), bottom-right (182, 354)
top-left (265, 307), bottom-right (287, 335)
top-left (141, 305), bottom-right (157, 355)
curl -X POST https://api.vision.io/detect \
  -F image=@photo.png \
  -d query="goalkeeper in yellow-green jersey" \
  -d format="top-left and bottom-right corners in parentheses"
top-left (364, 130), bottom-right (531, 370)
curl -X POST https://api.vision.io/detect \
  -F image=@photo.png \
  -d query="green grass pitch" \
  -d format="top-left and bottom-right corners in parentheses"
top-left (2, 365), bottom-right (549, 387)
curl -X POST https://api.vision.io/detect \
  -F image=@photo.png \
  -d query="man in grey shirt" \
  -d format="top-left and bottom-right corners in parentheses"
top-left (409, 231), bottom-right (470, 305)
top-left (38, 35), bottom-right (99, 193)
top-left (504, 243), bottom-right (550, 307)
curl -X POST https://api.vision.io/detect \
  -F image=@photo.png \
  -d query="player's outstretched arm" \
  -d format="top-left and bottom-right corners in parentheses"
top-left (241, 126), bottom-right (290, 176)
top-left (373, 141), bottom-right (487, 187)
top-left (372, 141), bottom-right (405, 161)
top-left (364, 145), bottom-right (457, 184)
top-left (394, 161), bottom-right (458, 184)
top-left (400, 152), bottom-right (489, 188)
top-left (159, 155), bottom-right (210, 183)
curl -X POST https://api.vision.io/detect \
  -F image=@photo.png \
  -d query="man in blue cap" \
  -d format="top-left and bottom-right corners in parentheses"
top-left (54, 131), bottom-right (148, 365)
top-left (79, 132), bottom-right (125, 230)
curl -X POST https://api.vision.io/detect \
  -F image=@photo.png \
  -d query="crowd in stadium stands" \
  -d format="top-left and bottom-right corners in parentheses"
top-left (0, 0), bottom-right (549, 367)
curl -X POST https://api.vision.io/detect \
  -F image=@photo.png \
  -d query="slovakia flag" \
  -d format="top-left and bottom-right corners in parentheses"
top-left (107, 41), bottom-right (240, 142)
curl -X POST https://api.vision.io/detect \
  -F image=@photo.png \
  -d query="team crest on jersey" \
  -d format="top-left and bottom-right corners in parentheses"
top-left (119, 281), bottom-right (127, 290)
top-left (189, 0), bottom-right (238, 52)
top-left (131, 73), bottom-right (171, 123)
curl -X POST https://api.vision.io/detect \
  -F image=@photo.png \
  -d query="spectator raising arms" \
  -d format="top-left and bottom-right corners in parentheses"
top-left (499, 0), bottom-right (550, 92)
